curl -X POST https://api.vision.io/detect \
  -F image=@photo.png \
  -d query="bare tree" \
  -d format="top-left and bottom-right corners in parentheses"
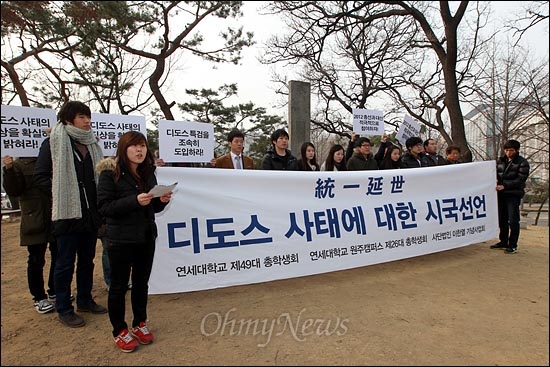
top-left (1, 1), bottom-right (154, 112)
top-left (261, 2), bottom-right (419, 140)
top-left (507, 1), bottom-right (549, 46)
top-left (2, 1), bottom-right (254, 121)
top-left (33, 36), bottom-right (156, 115)
top-left (467, 40), bottom-right (548, 155)
top-left (1, 1), bottom-right (80, 106)
top-left (261, 1), bottom-right (497, 162)
top-left (93, 1), bottom-right (254, 120)
top-left (464, 37), bottom-right (549, 206)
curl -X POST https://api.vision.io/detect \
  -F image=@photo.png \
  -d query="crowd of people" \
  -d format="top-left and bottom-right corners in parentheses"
top-left (2, 100), bottom-right (530, 353)
top-left (155, 128), bottom-right (463, 172)
top-left (3, 101), bottom-right (172, 353)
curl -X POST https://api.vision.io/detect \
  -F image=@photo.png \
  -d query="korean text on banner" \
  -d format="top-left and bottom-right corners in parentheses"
top-left (150, 162), bottom-right (498, 295)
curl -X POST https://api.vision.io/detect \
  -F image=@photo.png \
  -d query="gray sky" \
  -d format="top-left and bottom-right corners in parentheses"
top-left (167, 2), bottom-right (548, 124)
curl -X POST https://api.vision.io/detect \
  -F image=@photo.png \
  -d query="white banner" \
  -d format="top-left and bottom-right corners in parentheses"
top-left (149, 161), bottom-right (498, 294)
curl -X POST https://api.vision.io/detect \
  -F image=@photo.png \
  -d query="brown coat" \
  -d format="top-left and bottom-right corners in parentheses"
top-left (215, 153), bottom-right (254, 169)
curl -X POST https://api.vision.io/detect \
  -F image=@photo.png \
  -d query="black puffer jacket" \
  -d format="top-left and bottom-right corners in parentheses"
top-left (96, 161), bottom-right (167, 245)
top-left (400, 151), bottom-right (430, 169)
top-left (261, 149), bottom-right (298, 170)
top-left (34, 137), bottom-right (100, 235)
top-left (496, 154), bottom-right (530, 197)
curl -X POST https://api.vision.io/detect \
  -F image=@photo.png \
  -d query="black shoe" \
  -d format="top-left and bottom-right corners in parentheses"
top-left (505, 247), bottom-right (518, 254)
top-left (59, 312), bottom-right (85, 328)
top-left (77, 300), bottom-right (107, 314)
top-left (490, 242), bottom-right (507, 249)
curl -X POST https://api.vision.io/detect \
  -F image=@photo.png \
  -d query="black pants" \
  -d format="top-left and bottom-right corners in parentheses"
top-left (108, 239), bottom-right (155, 337)
top-left (27, 241), bottom-right (57, 301)
top-left (497, 194), bottom-right (522, 248)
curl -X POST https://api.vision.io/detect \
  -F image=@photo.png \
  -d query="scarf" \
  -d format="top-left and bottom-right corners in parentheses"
top-left (51, 123), bottom-right (103, 221)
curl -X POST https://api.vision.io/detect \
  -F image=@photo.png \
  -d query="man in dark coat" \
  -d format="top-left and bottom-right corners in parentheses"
top-left (261, 129), bottom-right (298, 170)
top-left (3, 155), bottom-right (56, 314)
top-left (347, 137), bottom-right (378, 171)
top-left (491, 139), bottom-right (530, 254)
top-left (423, 138), bottom-right (447, 166)
top-left (34, 101), bottom-right (107, 328)
top-left (400, 137), bottom-right (430, 168)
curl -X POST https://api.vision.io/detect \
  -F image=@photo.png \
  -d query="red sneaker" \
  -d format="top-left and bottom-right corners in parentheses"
top-left (114, 329), bottom-right (138, 353)
top-left (131, 322), bottom-right (154, 345)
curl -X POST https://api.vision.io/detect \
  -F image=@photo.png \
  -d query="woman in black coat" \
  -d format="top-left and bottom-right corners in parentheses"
top-left (97, 131), bottom-right (172, 352)
top-left (296, 142), bottom-right (320, 171)
top-left (378, 144), bottom-right (403, 170)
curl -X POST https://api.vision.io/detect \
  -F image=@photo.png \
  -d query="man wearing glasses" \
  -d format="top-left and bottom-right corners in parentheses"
top-left (400, 136), bottom-right (430, 168)
top-left (346, 137), bottom-right (378, 171)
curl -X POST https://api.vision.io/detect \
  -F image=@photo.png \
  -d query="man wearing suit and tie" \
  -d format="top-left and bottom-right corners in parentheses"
top-left (214, 129), bottom-right (255, 170)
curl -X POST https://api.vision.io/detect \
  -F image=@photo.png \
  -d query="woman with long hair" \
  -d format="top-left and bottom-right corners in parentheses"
top-left (321, 144), bottom-right (347, 171)
top-left (379, 144), bottom-right (402, 170)
top-left (296, 142), bottom-right (320, 171)
top-left (97, 131), bottom-right (172, 353)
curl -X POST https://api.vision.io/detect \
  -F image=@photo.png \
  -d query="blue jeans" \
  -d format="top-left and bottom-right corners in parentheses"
top-left (54, 231), bottom-right (97, 315)
top-left (498, 194), bottom-right (522, 249)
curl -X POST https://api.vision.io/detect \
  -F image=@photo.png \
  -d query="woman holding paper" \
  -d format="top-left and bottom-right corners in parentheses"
top-left (97, 131), bottom-right (172, 353)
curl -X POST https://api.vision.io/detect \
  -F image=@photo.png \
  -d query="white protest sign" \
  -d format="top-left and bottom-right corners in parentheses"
top-left (91, 113), bottom-right (146, 156)
top-left (352, 108), bottom-right (384, 135)
top-left (0, 105), bottom-right (56, 157)
top-left (396, 115), bottom-right (421, 145)
top-left (158, 120), bottom-right (214, 163)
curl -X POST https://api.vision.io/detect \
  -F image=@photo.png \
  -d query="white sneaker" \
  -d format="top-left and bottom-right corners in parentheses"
top-left (34, 299), bottom-right (54, 314)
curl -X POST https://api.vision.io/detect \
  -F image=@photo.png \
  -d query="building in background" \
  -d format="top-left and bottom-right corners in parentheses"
top-left (464, 104), bottom-right (549, 184)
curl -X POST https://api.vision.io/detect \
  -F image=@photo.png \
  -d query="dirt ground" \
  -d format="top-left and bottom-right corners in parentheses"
top-left (1, 218), bottom-right (548, 366)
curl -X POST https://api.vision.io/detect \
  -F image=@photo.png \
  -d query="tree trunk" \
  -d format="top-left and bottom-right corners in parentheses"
top-left (149, 59), bottom-right (174, 120)
top-left (534, 194), bottom-right (548, 226)
top-left (1, 61), bottom-right (30, 107)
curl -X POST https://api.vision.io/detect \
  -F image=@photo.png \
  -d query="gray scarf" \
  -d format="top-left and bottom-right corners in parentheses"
top-left (51, 123), bottom-right (103, 221)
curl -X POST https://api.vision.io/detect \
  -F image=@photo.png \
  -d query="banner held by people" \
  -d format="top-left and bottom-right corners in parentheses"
top-left (150, 162), bottom-right (498, 294)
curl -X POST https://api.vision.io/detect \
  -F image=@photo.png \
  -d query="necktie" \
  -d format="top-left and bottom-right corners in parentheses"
top-left (235, 156), bottom-right (242, 169)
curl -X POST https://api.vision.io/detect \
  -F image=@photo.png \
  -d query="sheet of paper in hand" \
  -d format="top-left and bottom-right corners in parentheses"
top-left (148, 182), bottom-right (177, 197)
